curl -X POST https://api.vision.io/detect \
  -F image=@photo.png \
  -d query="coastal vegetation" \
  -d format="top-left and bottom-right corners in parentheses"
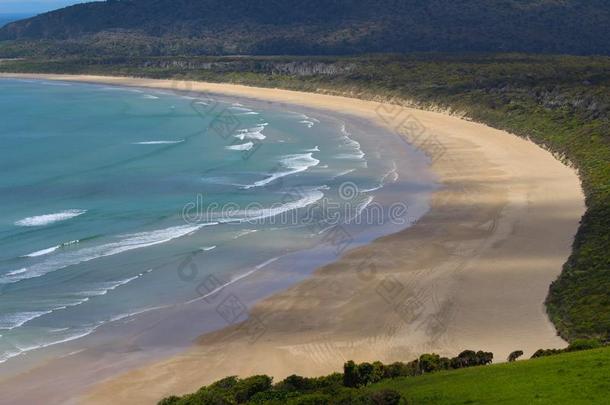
top-left (1, 53), bottom-right (608, 342)
top-left (158, 344), bottom-right (610, 404)
top-left (1, 0), bottom-right (608, 56)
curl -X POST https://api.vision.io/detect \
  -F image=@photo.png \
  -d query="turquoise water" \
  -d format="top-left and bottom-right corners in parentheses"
top-left (0, 78), bottom-right (434, 368)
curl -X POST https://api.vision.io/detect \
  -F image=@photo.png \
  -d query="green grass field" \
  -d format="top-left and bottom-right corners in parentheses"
top-left (159, 346), bottom-right (610, 404)
top-left (369, 347), bottom-right (610, 404)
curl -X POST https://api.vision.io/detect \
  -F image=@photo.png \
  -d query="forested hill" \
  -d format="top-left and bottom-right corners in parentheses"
top-left (1, 0), bottom-right (609, 56)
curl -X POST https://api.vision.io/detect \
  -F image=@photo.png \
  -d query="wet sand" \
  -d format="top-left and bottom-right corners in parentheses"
top-left (0, 74), bottom-right (585, 404)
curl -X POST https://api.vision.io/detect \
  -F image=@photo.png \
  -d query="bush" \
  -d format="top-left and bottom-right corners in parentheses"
top-left (508, 350), bottom-right (524, 362)
top-left (418, 354), bottom-right (442, 373)
top-left (369, 389), bottom-right (404, 405)
top-left (160, 348), bottom-right (496, 403)
top-left (289, 393), bottom-right (331, 404)
top-left (531, 348), bottom-right (563, 359)
top-left (233, 375), bottom-right (273, 403)
top-left (567, 339), bottom-right (603, 352)
top-left (532, 339), bottom-right (603, 359)
top-left (276, 375), bottom-right (312, 392)
top-left (158, 396), bottom-right (180, 405)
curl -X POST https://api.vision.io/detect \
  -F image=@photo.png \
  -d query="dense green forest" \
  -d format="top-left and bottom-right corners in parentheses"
top-left (1, 53), bottom-right (608, 342)
top-left (0, 0), bottom-right (609, 56)
top-left (158, 343), bottom-right (608, 404)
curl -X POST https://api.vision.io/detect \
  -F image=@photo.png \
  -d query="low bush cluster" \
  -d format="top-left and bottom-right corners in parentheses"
top-left (159, 349), bottom-right (494, 405)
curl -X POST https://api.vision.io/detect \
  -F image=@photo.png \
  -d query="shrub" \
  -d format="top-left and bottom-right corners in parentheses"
top-left (418, 354), bottom-right (442, 373)
top-left (531, 348), bottom-right (563, 358)
top-left (158, 396), bottom-right (180, 405)
top-left (276, 375), bottom-right (311, 392)
top-left (567, 339), bottom-right (602, 352)
top-left (369, 389), bottom-right (404, 405)
top-left (508, 350), bottom-right (524, 362)
top-left (476, 351), bottom-right (494, 365)
top-left (233, 375), bottom-right (273, 403)
top-left (289, 393), bottom-right (331, 404)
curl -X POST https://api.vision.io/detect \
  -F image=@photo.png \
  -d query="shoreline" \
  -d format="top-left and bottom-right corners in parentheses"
top-left (0, 73), bottom-right (585, 404)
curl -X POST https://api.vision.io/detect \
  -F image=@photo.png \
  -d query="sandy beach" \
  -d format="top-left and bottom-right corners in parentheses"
top-left (0, 73), bottom-right (585, 404)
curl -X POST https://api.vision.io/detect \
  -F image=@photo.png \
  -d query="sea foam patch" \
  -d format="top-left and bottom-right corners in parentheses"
top-left (244, 152), bottom-right (320, 189)
top-left (1, 223), bottom-right (216, 285)
top-left (15, 210), bottom-right (86, 227)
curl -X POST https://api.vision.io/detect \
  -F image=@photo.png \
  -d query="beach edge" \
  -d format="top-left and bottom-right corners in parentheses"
top-left (0, 73), bottom-right (586, 405)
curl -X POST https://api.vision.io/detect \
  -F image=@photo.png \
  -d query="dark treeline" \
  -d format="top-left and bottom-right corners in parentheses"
top-left (1, 0), bottom-right (609, 56)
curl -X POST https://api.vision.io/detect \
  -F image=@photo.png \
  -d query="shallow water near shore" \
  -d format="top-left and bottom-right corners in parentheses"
top-left (0, 78), bottom-right (435, 381)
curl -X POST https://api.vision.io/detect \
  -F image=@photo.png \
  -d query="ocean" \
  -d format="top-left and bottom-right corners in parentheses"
top-left (0, 14), bottom-right (31, 28)
top-left (0, 78), bottom-right (435, 370)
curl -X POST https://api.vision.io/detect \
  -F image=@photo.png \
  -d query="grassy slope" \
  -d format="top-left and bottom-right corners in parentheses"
top-left (0, 54), bottom-right (608, 340)
top-left (369, 347), bottom-right (610, 404)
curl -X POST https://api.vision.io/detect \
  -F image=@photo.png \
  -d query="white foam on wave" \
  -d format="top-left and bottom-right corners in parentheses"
top-left (332, 169), bottom-right (356, 179)
top-left (22, 246), bottom-right (60, 258)
top-left (15, 210), bottom-right (86, 227)
top-left (1, 223), bottom-right (215, 285)
top-left (305, 146), bottom-right (320, 152)
top-left (234, 125), bottom-right (266, 140)
top-left (99, 86), bottom-right (142, 93)
top-left (233, 229), bottom-right (258, 239)
top-left (336, 124), bottom-right (366, 160)
top-left (22, 240), bottom-right (80, 258)
top-left (0, 294), bottom-right (93, 332)
top-left (381, 160), bottom-right (399, 184)
top-left (187, 257), bottom-right (280, 304)
top-left (243, 153), bottom-right (320, 189)
top-left (361, 185), bottom-right (383, 193)
top-left (0, 302), bottom-right (160, 364)
top-left (0, 311), bottom-right (53, 331)
top-left (229, 106), bottom-right (259, 115)
top-left (79, 274), bottom-right (144, 297)
top-left (201, 246), bottom-right (217, 251)
top-left (0, 284), bottom-right (162, 364)
top-left (299, 120), bottom-right (315, 128)
top-left (133, 140), bottom-right (184, 145)
top-left (142, 94), bottom-right (159, 100)
top-left (6, 268), bottom-right (27, 276)
top-left (294, 113), bottom-right (320, 127)
top-left (351, 195), bottom-right (374, 222)
top-left (0, 324), bottom-right (98, 364)
top-left (0, 270), bottom-right (151, 356)
top-left (37, 81), bottom-right (72, 87)
top-left (218, 188), bottom-right (325, 224)
top-left (226, 142), bottom-right (254, 151)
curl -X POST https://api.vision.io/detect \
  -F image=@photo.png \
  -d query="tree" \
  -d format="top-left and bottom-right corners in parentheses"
top-left (475, 351), bottom-right (493, 365)
top-left (233, 375), bottom-right (273, 403)
top-left (343, 360), bottom-right (360, 388)
top-left (358, 362), bottom-right (375, 386)
top-left (371, 361), bottom-right (386, 384)
top-left (418, 353), bottom-right (442, 373)
top-left (508, 350), bottom-right (524, 362)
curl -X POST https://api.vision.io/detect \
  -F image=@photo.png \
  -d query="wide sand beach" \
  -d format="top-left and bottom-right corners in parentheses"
top-left (0, 74), bottom-right (585, 404)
